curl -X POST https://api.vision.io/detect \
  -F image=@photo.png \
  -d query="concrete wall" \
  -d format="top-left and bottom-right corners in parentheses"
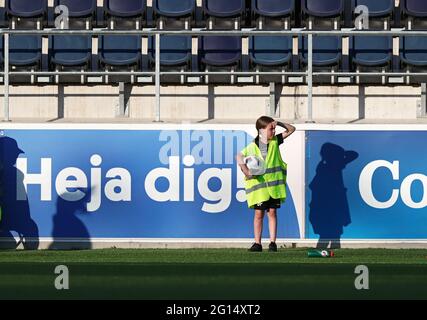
top-left (0, 85), bottom-right (422, 122)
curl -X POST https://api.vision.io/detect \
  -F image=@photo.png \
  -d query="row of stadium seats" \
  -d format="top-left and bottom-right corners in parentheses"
top-left (1, 34), bottom-right (426, 82)
top-left (1, 0), bottom-right (427, 30)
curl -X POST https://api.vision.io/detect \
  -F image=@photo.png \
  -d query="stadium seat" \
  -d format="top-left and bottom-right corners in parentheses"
top-left (401, 0), bottom-right (427, 18)
top-left (400, 36), bottom-right (427, 83)
top-left (302, 0), bottom-right (343, 18)
top-left (249, 36), bottom-right (293, 67)
top-left (251, 0), bottom-right (294, 29)
top-left (350, 36), bottom-right (392, 69)
top-left (54, 0), bottom-right (97, 29)
top-left (199, 36), bottom-right (241, 67)
top-left (153, 0), bottom-right (195, 29)
top-left (9, 35), bottom-right (42, 68)
top-left (49, 35), bottom-right (92, 83)
top-left (99, 35), bottom-right (142, 83)
top-left (299, 36), bottom-right (342, 68)
top-left (299, 35), bottom-right (342, 84)
top-left (6, 0), bottom-right (47, 19)
top-left (252, 0), bottom-right (294, 18)
top-left (400, 36), bottom-right (427, 67)
top-left (203, 0), bottom-right (245, 29)
top-left (249, 35), bottom-right (293, 83)
top-left (49, 35), bottom-right (92, 68)
top-left (203, 0), bottom-right (245, 18)
top-left (0, 6), bottom-right (7, 28)
top-left (0, 35), bottom-right (42, 74)
top-left (302, 0), bottom-right (343, 29)
top-left (148, 35), bottom-right (192, 68)
top-left (153, 0), bottom-right (195, 19)
top-left (401, 0), bottom-right (427, 29)
top-left (148, 35), bottom-right (193, 83)
top-left (352, 0), bottom-right (395, 29)
top-left (352, 0), bottom-right (394, 18)
top-left (199, 36), bottom-right (242, 83)
top-left (6, 0), bottom-right (47, 28)
top-left (104, 0), bottom-right (146, 29)
top-left (55, 0), bottom-right (97, 19)
top-left (99, 35), bottom-right (141, 68)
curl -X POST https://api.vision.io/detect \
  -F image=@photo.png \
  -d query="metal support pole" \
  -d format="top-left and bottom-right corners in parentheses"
top-left (422, 83), bottom-right (427, 117)
top-left (3, 33), bottom-right (10, 122)
top-left (118, 82), bottom-right (125, 117)
top-left (269, 82), bottom-right (276, 117)
top-left (307, 33), bottom-right (314, 123)
top-left (155, 33), bottom-right (161, 122)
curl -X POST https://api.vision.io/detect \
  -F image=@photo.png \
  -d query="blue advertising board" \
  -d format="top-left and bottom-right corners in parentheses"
top-left (0, 128), bottom-right (300, 246)
top-left (306, 131), bottom-right (427, 240)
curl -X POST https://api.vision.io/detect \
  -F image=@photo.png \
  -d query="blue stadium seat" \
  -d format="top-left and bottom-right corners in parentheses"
top-left (104, 0), bottom-right (146, 18)
top-left (302, 0), bottom-right (343, 18)
top-left (49, 35), bottom-right (92, 68)
top-left (199, 36), bottom-right (241, 67)
top-left (148, 35), bottom-right (192, 67)
top-left (54, 0), bottom-right (97, 19)
top-left (0, 35), bottom-right (42, 68)
top-left (249, 36), bottom-right (292, 67)
top-left (104, 0), bottom-right (146, 28)
top-left (6, 0), bottom-right (47, 19)
top-left (99, 35), bottom-right (141, 68)
top-left (401, 0), bottom-right (427, 18)
top-left (350, 36), bottom-right (392, 67)
top-left (400, 36), bottom-right (427, 67)
top-left (0, 6), bottom-right (7, 28)
top-left (252, 0), bottom-right (294, 18)
top-left (352, 0), bottom-right (394, 18)
top-left (299, 36), bottom-right (342, 67)
top-left (153, 0), bottom-right (195, 18)
top-left (203, 0), bottom-right (245, 18)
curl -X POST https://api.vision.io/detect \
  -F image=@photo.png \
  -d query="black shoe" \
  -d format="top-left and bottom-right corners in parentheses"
top-left (248, 243), bottom-right (263, 252)
top-left (268, 242), bottom-right (278, 252)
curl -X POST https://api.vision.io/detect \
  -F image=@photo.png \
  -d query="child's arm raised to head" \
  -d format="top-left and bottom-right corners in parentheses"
top-left (275, 121), bottom-right (296, 140)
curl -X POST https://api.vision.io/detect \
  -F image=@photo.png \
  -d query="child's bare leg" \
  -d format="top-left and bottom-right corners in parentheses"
top-left (267, 209), bottom-right (277, 243)
top-left (254, 210), bottom-right (265, 244)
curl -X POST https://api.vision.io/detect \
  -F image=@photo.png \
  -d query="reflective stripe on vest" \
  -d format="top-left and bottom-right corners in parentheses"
top-left (247, 166), bottom-right (287, 177)
top-left (246, 179), bottom-right (286, 195)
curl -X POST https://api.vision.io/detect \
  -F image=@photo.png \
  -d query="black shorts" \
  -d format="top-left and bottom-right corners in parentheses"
top-left (254, 197), bottom-right (281, 211)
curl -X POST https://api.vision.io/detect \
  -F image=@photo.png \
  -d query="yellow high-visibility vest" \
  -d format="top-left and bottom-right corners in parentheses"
top-left (241, 136), bottom-right (287, 208)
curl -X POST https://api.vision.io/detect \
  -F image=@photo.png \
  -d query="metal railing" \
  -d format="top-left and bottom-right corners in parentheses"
top-left (2, 27), bottom-right (427, 122)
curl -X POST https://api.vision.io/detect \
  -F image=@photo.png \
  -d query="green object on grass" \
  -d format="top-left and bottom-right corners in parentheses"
top-left (308, 249), bottom-right (335, 258)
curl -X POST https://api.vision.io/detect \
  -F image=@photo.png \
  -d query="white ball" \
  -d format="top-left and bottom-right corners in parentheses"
top-left (244, 156), bottom-right (266, 176)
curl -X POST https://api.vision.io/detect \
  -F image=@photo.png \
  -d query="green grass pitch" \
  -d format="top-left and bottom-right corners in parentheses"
top-left (1, 248), bottom-right (427, 299)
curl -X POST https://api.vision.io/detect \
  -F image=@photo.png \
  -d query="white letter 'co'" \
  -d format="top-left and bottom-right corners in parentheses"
top-left (359, 160), bottom-right (427, 209)
top-left (354, 265), bottom-right (369, 290)
top-left (55, 265), bottom-right (69, 290)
